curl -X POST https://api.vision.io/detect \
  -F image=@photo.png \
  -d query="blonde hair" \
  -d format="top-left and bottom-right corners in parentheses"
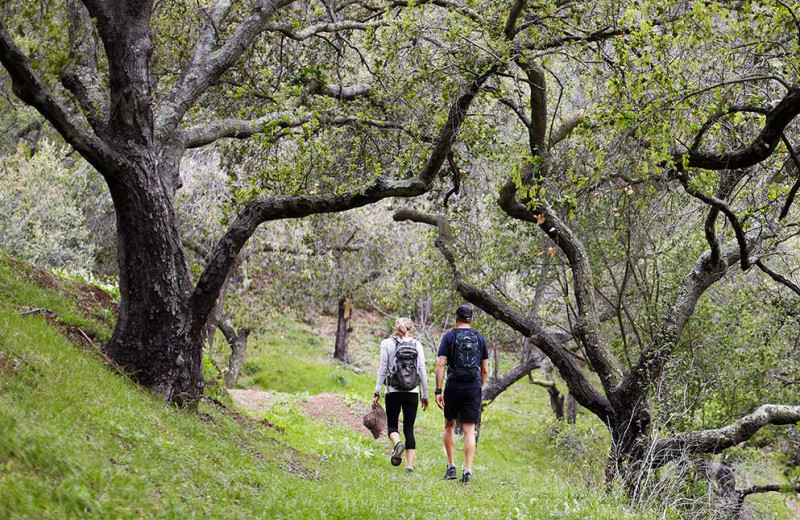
top-left (392, 317), bottom-right (416, 339)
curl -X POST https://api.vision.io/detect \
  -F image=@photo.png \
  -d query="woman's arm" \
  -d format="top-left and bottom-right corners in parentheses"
top-left (375, 340), bottom-right (389, 396)
top-left (417, 340), bottom-right (429, 399)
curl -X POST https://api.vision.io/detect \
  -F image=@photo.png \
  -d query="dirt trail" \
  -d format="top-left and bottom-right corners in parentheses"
top-left (229, 389), bottom-right (275, 414)
top-left (299, 393), bottom-right (371, 437)
top-left (229, 389), bottom-right (373, 437)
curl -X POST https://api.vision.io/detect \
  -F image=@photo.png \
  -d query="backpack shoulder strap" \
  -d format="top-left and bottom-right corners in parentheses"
top-left (450, 329), bottom-right (460, 359)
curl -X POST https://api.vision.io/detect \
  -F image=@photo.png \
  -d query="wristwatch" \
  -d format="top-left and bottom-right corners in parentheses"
top-left (373, 391), bottom-right (380, 399)
top-left (434, 388), bottom-right (442, 395)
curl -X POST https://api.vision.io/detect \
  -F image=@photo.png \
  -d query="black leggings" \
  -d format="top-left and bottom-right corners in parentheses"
top-left (385, 392), bottom-right (419, 449)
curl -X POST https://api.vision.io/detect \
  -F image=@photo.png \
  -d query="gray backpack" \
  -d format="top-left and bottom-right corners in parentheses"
top-left (387, 338), bottom-right (420, 391)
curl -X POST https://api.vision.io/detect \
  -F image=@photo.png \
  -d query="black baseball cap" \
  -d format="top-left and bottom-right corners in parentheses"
top-left (455, 305), bottom-right (473, 323)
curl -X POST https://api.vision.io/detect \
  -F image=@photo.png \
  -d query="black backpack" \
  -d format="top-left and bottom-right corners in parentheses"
top-left (449, 329), bottom-right (481, 382)
top-left (387, 338), bottom-right (420, 391)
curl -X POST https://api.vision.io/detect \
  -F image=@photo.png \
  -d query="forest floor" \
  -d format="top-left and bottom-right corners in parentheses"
top-left (0, 256), bottom-right (797, 519)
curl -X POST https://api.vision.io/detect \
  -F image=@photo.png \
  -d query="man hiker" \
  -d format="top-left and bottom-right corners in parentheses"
top-left (435, 304), bottom-right (489, 483)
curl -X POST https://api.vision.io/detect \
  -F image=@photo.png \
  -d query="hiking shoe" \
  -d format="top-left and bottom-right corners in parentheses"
top-left (405, 467), bottom-right (414, 474)
top-left (443, 464), bottom-right (457, 480)
top-left (390, 442), bottom-right (405, 466)
top-left (461, 470), bottom-right (472, 483)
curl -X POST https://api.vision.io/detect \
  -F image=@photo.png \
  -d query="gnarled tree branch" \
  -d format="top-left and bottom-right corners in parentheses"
top-left (188, 64), bottom-right (498, 327)
top-left (0, 20), bottom-right (118, 173)
top-left (182, 111), bottom-right (405, 149)
top-left (676, 172), bottom-right (750, 270)
top-left (154, 0), bottom-right (290, 145)
top-left (754, 258), bottom-right (800, 297)
top-left (649, 404), bottom-right (800, 468)
top-left (305, 79), bottom-right (371, 100)
top-left (61, 0), bottom-right (109, 134)
top-left (681, 87), bottom-right (800, 171)
top-left (392, 207), bottom-right (614, 422)
top-left (263, 20), bottom-right (385, 40)
top-left (617, 231), bottom-right (762, 404)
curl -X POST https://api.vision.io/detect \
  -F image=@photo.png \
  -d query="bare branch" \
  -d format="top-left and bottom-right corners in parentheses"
top-left (779, 136), bottom-right (800, 220)
top-left (305, 78), bottom-right (371, 99)
top-left (496, 180), bottom-right (624, 393)
top-left (486, 88), bottom-right (531, 127)
top-left (503, 0), bottom-right (527, 39)
top-left (675, 76), bottom-right (792, 107)
top-left (777, 0), bottom-right (800, 46)
top-left (192, 0), bottom-right (234, 62)
top-left (754, 258), bottom-right (800, 297)
top-left (263, 19), bottom-right (385, 40)
top-left (61, 0), bottom-right (109, 133)
top-left (525, 26), bottom-right (630, 51)
top-left (548, 114), bottom-right (584, 147)
top-left (690, 106), bottom-right (768, 153)
top-left (680, 87), bottom-right (800, 171)
top-left (0, 20), bottom-right (117, 173)
top-left (523, 15), bottom-right (683, 52)
top-left (737, 482), bottom-right (800, 497)
top-left (154, 0), bottom-right (290, 145)
top-left (482, 349), bottom-right (545, 404)
top-left (189, 63), bottom-right (498, 327)
top-left (650, 404), bottom-right (800, 468)
top-left (393, 207), bottom-right (614, 422)
top-left (618, 231), bottom-right (761, 403)
top-left (182, 111), bottom-right (406, 148)
top-left (676, 172), bottom-right (750, 270)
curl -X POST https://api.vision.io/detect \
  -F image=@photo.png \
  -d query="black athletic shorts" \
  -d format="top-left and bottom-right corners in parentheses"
top-left (443, 381), bottom-right (482, 424)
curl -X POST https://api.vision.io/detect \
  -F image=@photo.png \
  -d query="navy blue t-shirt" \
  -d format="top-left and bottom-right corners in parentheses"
top-left (437, 328), bottom-right (489, 386)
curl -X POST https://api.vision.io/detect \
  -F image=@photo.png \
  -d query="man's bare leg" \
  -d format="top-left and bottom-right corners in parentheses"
top-left (443, 418), bottom-right (456, 465)
top-left (462, 423), bottom-right (476, 472)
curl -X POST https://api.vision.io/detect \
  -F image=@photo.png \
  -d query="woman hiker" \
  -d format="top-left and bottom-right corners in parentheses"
top-left (372, 317), bottom-right (429, 472)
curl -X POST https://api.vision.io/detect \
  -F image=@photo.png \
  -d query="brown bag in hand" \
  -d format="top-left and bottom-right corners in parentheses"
top-left (363, 402), bottom-right (387, 439)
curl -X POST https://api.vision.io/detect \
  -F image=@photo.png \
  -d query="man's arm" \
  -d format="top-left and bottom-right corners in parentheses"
top-left (480, 334), bottom-right (490, 387)
top-left (436, 355), bottom-right (447, 390)
top-left (435, 355), bottom-right (447, 410)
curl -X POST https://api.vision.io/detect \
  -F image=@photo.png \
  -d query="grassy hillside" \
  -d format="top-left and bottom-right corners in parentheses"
top-left (0, 258), bottom-right (795, 519)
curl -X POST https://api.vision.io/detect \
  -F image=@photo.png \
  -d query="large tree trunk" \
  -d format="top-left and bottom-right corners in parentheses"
top-left (605, 403), bottom-right (653, 484)
top-left (0, 0), bottom-right (494, 407)
top-left (333, 294), bottom-right (352, 363)
top-left (103, 161), bottom-right (204, 405)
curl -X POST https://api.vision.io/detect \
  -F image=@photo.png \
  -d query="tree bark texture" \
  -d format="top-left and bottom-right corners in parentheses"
top-left (103, 160), bottom-right (204, 404)
top-left (218, 316), bottom-right (250, 388)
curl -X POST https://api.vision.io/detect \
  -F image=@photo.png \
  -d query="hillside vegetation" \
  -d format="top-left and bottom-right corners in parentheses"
top-left (0, 258), bottom-right (794, 519)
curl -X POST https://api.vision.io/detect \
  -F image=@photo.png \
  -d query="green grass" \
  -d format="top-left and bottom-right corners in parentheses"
top-left (234, 316), bottom-right (376, 396)
top-left (0, 255), bottom-right (113, 342)
top-left (0, 258), bottom-right (796, 519)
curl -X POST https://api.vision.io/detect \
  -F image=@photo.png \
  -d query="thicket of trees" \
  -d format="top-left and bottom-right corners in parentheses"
top-left (1, 0), bottom-right (799, 512)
